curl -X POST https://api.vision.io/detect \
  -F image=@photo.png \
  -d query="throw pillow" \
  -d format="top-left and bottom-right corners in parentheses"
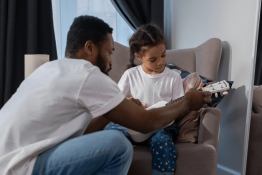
top-left (176, 72), bottom-right (203, 143)
top-left (167, 62), bottom-right (233, 143)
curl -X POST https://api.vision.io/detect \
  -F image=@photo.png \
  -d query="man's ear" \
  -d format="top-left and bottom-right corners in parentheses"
top-left (134, 53), bottom-right (142, 61)
top-left (84, 40), bottom-right (94, 56)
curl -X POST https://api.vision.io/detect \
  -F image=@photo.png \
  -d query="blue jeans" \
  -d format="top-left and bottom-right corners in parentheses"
top-left (32, 130), bottom-right (133, 175)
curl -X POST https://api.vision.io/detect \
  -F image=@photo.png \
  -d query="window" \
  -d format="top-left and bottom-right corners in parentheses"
top-left (52, 0), bottom-right (134, 59)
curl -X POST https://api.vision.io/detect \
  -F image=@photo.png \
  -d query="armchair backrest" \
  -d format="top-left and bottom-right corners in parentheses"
top-left (109, 38), bottom-right (222, 83)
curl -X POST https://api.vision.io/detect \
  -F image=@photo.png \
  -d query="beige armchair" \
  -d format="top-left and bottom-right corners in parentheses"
top-left (108, 38), bottom-right (223, 175)
top-left (246, 113), bottom-right (262, 175)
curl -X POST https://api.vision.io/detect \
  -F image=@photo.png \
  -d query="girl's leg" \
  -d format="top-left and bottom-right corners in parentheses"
top-left (32, 130), bottom-right (133, 175)
top-left (104, 123), bottom-right (130, 138)
top-left (150, 124), bottom-right (179, 175)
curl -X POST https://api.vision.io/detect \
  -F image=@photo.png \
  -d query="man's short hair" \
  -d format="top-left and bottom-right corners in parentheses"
top-left (65, 15), bottom-right (113, 57)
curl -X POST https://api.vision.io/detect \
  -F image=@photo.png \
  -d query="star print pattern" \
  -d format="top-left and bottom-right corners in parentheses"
top-left (104, 122), bottom-right (179, 173)
top-left (150, 123), bottom-right (179, 173)
top-left (104, 124), bottom-right (131, 138)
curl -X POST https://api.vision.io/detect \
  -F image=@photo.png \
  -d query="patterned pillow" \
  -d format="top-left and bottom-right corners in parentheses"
top-left (166, 62), bottom-right (233, 107)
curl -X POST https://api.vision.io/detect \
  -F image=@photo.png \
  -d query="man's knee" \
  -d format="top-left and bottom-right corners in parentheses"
top-left (106, 130), bottom-right (133, 157)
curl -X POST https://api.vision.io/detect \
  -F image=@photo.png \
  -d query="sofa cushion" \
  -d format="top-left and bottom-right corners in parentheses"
top-left (128, 143), bottom-right (217, 175)
top-left (253, 85), bottom-right (262, 113)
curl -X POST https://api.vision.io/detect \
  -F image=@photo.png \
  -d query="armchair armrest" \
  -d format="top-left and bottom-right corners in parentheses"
top-left (198, 107), bottom-right (222, 151)
top-left (246, 113), bottom-right (262, 175)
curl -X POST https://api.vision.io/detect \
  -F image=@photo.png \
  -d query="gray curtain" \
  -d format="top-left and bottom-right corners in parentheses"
top-left (0, 0), bottom-right (57, 108)
top-left (110, 0), bottom-right (164, 31)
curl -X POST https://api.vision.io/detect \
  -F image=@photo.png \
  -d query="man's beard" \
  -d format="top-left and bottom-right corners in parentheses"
top-left (96, 52), bottom-right (111, 75)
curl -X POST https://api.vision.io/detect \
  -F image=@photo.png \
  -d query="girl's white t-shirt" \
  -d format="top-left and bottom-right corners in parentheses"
top-left (118, 65), bottom-right (184, 107)
top-left (0, 58), bottom-right (124, 175)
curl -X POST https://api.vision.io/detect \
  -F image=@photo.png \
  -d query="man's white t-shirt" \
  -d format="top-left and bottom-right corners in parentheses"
top-left (0, 58), bottom-right (124, 175)
top-left (118, 65), bottom-right (184, 107)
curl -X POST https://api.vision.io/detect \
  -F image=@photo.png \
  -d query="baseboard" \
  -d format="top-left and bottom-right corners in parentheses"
top-left (217, 164), bottom-right (241, 175)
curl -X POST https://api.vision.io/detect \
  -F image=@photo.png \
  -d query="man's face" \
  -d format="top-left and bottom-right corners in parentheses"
top-left (96, 33), bottom-right (114, 75)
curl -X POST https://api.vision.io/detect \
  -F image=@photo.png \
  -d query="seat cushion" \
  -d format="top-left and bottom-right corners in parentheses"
top-left (128, 146), bottom-right (152, 175)
top-left (128, 143), bottom-right (217, 175)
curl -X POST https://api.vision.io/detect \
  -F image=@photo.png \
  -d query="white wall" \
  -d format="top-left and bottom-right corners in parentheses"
top-left (169, 1), bottom-right (260, 174)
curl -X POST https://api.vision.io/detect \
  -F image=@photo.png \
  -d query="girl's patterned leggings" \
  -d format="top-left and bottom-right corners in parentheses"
top-left (104, 123), bottom-right (179, 175)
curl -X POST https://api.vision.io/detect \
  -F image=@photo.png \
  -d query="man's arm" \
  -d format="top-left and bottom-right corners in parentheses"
top-left (83, 116), bottom-right (110, 135)
top-left (83, 95), bottom-right (147, 135)
top-left (104, 89), bottom-right (212, 134)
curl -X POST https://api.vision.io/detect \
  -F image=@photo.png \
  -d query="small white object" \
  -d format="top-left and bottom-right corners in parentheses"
top-left (215, 93), bottom-right (218, 98)
top-left (223, 91), bottom-right (228, 95)
top-left (24, 54), bottom-right (49, 79)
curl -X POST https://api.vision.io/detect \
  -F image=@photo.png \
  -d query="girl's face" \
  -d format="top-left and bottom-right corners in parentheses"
top-left (135, 44), bottom-right (166, 75)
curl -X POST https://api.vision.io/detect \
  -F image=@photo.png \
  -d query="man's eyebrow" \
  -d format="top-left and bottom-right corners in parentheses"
top-left (162, 50), bottom-right (166, 54)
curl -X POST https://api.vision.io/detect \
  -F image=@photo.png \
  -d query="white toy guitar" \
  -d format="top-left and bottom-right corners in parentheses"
top-left (126, 80), bottom-right (231, 142)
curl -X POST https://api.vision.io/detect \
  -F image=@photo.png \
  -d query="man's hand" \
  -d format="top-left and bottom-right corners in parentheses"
top-left (183, 89), bottom-right (212, 111)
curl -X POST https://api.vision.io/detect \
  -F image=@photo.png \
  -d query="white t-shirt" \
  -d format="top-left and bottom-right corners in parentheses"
top-left (0, 58), bottom-right (124, 175)
top-left (118, 65), bottom-right (184, 107)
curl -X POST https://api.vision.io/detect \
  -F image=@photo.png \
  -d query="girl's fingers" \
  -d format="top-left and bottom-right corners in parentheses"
top-left (134, 99), bottom-right (143, 107)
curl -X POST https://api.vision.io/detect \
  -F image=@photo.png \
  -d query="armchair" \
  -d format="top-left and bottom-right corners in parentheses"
top-left (109, 38), bottom-right (223, 175)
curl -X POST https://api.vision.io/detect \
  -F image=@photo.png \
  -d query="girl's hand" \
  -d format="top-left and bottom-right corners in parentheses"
top-left (143, 105), bottom-right (148, 109)
top-left (126, 97), bottom-right (144, 108)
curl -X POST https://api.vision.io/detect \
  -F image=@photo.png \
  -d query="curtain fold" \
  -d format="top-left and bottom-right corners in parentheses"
top-left (0, 0), bottom-right (57, 108)
top-left (110, 0), bottom-right (164, 31)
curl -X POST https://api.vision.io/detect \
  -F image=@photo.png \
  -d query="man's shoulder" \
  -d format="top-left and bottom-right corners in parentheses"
top-left (41, 58), bottom-right (100, 83)
top-left (54, 58), bottom-right (98, 74)
top-left (59, 58), bottom-right (94, 67)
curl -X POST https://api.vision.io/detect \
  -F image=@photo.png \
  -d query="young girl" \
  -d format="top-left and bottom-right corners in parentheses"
top-left (105, 24), bottom-right (184, 175)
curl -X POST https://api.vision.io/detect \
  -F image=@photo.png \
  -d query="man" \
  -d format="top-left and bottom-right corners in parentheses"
top-left (0, 16), bottom-right (211, 175)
